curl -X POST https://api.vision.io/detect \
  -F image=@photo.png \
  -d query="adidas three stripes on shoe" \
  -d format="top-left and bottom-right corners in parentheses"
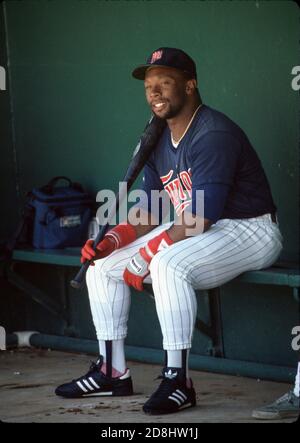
top-left (55, 358), bottom-right (196, 415)
top-left (55, 356), bottom-right (133, 398)
top-left (143, 367), bottom-right (196, 415)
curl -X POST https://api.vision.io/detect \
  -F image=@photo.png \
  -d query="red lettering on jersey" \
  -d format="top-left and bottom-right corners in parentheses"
top-left (160, 169), bottom-right (193, 216)
top-left (165, 181), bottom-right (180, 207)
top-left (175, 177), bottom-right (186, 201)
top-left (161, 169), bottom-right (174, 185)
top-left (176, 201), bottom-right (192, 215)
top-left (179, 171), bottom-right (192, 198)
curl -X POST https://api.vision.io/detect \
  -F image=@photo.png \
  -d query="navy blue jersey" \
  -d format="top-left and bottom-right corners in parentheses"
top-left (138, 104), bottom-right (277, 223)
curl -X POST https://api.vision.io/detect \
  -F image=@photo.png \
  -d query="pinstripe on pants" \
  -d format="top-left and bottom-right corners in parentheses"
top-left (86, 214), bottom-right (283, 350)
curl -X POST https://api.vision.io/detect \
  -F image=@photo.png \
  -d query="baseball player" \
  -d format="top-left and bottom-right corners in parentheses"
top-left (55, 47), bottom-right (283, 415)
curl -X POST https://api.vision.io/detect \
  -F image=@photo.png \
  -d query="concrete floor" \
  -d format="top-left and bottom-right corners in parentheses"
top-left (0, 348), bottom-right (296, 423)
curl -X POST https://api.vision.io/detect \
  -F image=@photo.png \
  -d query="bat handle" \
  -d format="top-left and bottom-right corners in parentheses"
top-left (70, 261), bottom-right (91, 289)
top-left (70, 223), bottom-right (110, 289)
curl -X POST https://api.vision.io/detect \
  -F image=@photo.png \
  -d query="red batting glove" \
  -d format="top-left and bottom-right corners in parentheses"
top-left (105, 222), bottom-right (136, 249)
top-left (80, 237), bottom-right (116, 265)
top-left (123, 249), bottom-right (150, 291)
top-left (123, 230), bottom-right (174, 291)
top-left (81, 222), bottom-right (137, 265)
top-left (143, 229), bottom-right (174, 260)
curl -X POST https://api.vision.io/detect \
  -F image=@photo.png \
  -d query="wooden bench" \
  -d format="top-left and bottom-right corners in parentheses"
top-left (5, 248), bottom-right (300, 358)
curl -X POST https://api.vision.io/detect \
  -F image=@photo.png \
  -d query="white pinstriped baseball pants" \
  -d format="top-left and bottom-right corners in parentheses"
top-left (86, 214), bottom-right (283, 350)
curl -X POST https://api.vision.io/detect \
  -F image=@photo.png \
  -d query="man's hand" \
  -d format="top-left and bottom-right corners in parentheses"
top-left (81, 222), bottom-right (137, 265)
top-left (123, 230), bottom-right (174, 291)
top-left (123, 248), bottom-right (151, 291)
top-left (81, 238), bottom-right (116, 265)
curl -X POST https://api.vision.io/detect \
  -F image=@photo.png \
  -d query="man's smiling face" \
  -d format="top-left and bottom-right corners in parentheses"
top-left (144, 66), bottom-right (189, 120)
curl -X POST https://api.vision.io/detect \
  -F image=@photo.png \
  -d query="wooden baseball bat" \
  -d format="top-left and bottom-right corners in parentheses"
top-left (70, 115), bottom-right (166, 289)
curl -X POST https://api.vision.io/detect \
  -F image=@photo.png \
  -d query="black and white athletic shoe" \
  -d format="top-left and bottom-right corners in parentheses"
top-left (55, 356), bottom-right (133, 398)
top-left (143, 367), bottom-right (196, 415)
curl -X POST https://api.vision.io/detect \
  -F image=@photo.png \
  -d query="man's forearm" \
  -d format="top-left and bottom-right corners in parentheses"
top-left (167, 212), bottom-right (213, 243)
top-left (125, 208), bottom-right (213, 243)
top-left (127, 207), bottom-right (158, 239)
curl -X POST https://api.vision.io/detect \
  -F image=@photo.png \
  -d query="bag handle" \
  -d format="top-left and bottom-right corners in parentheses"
top-left (40, 176), bottom-right (85, 194)
top-left (43, 176), bottom-right (72, 193)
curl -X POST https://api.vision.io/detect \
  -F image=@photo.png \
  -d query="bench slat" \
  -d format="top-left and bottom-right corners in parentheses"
top-left (12, 248), bottom-right (81, 267)
top-left (234, 268), bottom-right (300, 288)
top-left (12, 249), bottom-right (300, 288)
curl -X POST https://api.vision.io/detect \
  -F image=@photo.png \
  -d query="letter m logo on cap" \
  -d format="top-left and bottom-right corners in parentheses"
top-left (151, 50), bottom-right (163, 64)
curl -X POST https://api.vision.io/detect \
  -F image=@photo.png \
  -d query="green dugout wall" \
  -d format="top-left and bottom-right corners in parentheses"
top-left (0, 1), bottom-right (299, 376)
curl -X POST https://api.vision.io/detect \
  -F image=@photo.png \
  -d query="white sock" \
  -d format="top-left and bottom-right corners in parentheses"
top-left (293, 361), bottom-right (300, 397)
top-left (99, 339), bottom-right (126, 374)
top-left (166, 349), bottom-right (190, 380)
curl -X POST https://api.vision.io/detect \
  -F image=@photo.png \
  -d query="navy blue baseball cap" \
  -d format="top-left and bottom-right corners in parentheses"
top-left (132, 47), bottom-right (197, 80)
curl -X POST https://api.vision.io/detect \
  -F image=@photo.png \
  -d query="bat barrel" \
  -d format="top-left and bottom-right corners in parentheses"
top-left (70, 261), bottom-right (90, 289)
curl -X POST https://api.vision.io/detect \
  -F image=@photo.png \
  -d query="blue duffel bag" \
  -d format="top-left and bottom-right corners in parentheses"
top-left (27, 176), bottom-right (94, 249)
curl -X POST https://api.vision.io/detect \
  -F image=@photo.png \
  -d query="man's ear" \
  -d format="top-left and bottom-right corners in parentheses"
top-left (186, 79), bottom-right (197, 95)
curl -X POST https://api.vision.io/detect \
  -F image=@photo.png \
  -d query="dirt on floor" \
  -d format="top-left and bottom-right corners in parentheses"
top-left (0, 348), bottom-right (296, 423)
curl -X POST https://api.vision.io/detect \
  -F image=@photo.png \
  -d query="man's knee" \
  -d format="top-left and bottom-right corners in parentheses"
top-left (149, 249), bottom-right (186, 281)
top-left (87, 251), bottom-right (124, 278)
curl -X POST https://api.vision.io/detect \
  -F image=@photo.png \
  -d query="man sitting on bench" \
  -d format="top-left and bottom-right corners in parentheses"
top-left (55, 47), bottom-right (284, 415)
